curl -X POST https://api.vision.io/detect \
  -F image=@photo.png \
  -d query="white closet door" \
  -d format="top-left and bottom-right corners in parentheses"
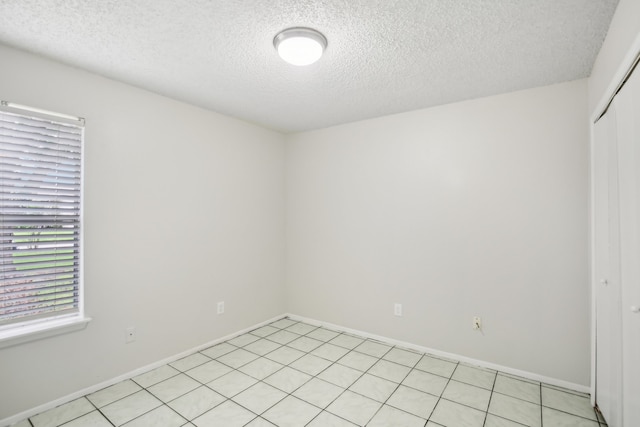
top-left (613, 63), bottom-right (640, 427)
top-left (594, 105), bottom-right (623, 427)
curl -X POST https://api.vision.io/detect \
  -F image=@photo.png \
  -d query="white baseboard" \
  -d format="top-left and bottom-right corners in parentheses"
top-left (0, 314), bottom-right (286, 427)
top-left (286, 313), bottom-right (591, 395)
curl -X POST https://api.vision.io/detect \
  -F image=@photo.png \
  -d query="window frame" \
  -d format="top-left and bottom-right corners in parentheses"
top-left (0, 101), bottom-right (90, 348)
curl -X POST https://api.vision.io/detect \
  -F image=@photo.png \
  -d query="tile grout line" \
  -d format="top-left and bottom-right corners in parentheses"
top-left (93, 403), bottom-right (117, 427)
top-left (540, 380), bottom-right (544, 427)
top-left (481, 367), bottom-right (499, 427)
top-left (428, 360), bottom-right (460, 426)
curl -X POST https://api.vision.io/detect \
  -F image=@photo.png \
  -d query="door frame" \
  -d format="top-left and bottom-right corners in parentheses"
top-left (590, 33), bottom-right (640, 407)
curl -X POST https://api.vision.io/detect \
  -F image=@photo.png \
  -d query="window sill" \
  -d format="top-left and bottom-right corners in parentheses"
top-left (0, 316), bottom-right (92, 350)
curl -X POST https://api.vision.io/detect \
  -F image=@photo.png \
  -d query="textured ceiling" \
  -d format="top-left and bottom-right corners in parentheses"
top-left (0, 0), bottom-right (619, 133)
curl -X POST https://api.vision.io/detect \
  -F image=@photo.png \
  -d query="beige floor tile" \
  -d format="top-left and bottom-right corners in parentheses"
top-left (367, 405), bottom-right (427, 427)
top-left (192, 400), bottom-right (255, 427)
top-left (293, 378), bottom-right (345, 408)
top-left (326, 390), bottom-right (382, 426)
top-left (542, 407), bottom-right (599, 427)
top-left (382, 348), bottom-right (422, 367)
top-left (232, 382), bottom-right (287, 415)
top-left (488, 392), bottom-right (541, 427)
top-left (262, 396), bottom-right (321, 427)
top-left (387, 384), bottom-right (438, 419)
top-left (542, 386), bottom-right (598, 421)
top-left (348, 373), bottom-right (397, 402)
top-left (431, 399), bottom-right (486, 427)
top-left (87, 380), bottom-right (142, 408)
top-left (263, 366), bottom-right (312, 393)
top-left (494, 374), bottom-right (541, 404)
top-left (206, 370), bottom-right (257, 397)
top-left (30, 398), bottom-right (95, 427)
top-left (122, 405), bottom-right (186, 427)
top-left (167, 386), bottom-right (225, 420)
top-left (101, 390), bottom-right (162, 426)
top-left (442, 380), bottom-right (492, 411)
top-left (133, 365), bottom-right (180, 388)
top-left (451, 364), bottom-right (496, 390)
top-left (402, 369), bottom-right (449, 396)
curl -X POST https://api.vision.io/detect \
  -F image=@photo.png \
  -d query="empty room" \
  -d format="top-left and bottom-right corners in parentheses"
top-left (1, 1), bottom-right (639, 426)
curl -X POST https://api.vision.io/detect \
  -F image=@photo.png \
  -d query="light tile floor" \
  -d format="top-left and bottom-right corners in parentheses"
top-left (15, 318), bottom-right (607, 427)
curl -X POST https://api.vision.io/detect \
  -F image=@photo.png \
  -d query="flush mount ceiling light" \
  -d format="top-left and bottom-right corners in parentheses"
top-left (273, 27), bottom-right (327, 66)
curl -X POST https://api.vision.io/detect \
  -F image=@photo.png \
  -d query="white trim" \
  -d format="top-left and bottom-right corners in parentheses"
top-left (287, 313), bottom-right (590, 394)
top-left (79, 123), bottom-right (86, 332)
top-left (0, 100), bottom-right (84, 124)
top-left (0, 315), bottom-right (91, 350)
top-left (0, 107), bottom-right (86, 349)
top-left (592, 33), bottom-right (640, 124)
top-left (589, 29), bottom-right (640, 408)
top-left (589, 120), bottom-right (598, 407)
top-left (0, 314), bottom-right (285, 427)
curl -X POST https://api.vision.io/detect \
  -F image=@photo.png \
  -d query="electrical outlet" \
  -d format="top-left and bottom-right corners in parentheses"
top-left (473, 316), bottom-right (482, 330)
top-left (217, 301), bottom-right (225, 315)
top-left (126, 327), bottom-right (136, 343)
top-left (394, 303), bottom-right (403, 317)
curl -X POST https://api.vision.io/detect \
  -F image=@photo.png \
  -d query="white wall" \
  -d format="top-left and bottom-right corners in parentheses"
top-left (0, 36), bottom-right (597, 420)
top-left (286, 79), bottom-right (590, 385)
top-left (0, 44), bottom-right (286, 420)
top-left (589, 0), bottom-right (640, 114)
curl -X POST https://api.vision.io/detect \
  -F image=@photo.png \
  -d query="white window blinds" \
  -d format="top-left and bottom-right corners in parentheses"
top-left (0, 106), bottom-right (83, 327)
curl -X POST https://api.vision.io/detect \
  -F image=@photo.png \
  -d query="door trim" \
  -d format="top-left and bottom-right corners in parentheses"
top-left (590, 33), bottom-right (640, 407)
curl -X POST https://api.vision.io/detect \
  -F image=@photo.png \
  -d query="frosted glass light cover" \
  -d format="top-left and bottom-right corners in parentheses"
top-left (274, 28), bottom-right (327, 66)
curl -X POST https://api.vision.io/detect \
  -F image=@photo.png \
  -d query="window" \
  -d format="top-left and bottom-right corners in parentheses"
top-left (0, 101), bottom-right (88, 346)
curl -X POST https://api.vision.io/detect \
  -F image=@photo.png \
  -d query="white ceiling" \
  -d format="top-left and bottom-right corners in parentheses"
top-left (0, 0), bottom-right (619, 133)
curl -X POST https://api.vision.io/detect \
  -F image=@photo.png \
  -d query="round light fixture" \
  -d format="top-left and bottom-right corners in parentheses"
top-left (273, 27), bottom-right (327, 66)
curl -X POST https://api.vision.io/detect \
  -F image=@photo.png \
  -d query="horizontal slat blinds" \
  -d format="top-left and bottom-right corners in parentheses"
top-left (0, 109), bottom-right (83, 326)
